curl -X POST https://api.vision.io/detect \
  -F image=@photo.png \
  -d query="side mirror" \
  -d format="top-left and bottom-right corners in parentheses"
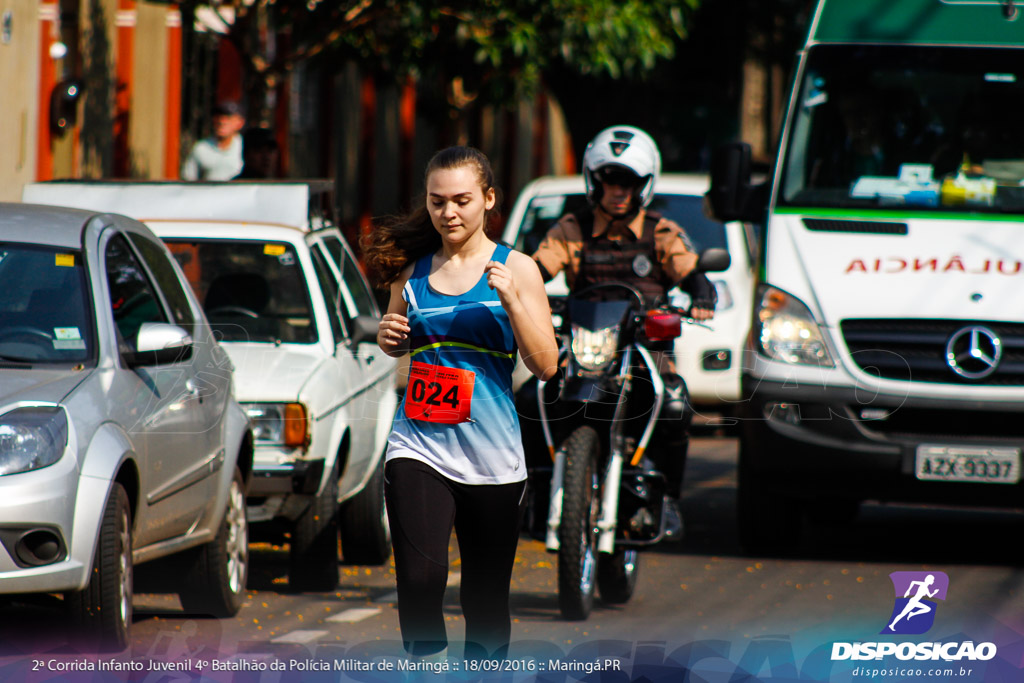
top-left (127, 323), bottom-right (194, 367)
top-left (349, 315), bottom-right (380, 346)
top-left (50, 79), bottom-right (82, 137)
top-left (524, 229), bottom-right (545, 255)
top-left (706, 142), bottom-right (768, 224)
top-left (697, 248), bottom-right (731, 273)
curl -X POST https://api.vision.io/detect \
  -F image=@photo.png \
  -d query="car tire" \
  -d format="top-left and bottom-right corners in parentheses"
top-left (736, 430), bottom-right (802, 556)
top-left (558, 425), bottom-right (601, 621)
top-left (179, 468), bottom-right (249, 616)
top-left (66, 483), bottom-right (132, 652)
top-left (289, 460), bottom-right (340, 592)
top-left (597, 548), bottom-right (639, 605)
top-left (815, 497), bottom-right (860, 526)
top-left (340, 455), bottom-right (391, 565)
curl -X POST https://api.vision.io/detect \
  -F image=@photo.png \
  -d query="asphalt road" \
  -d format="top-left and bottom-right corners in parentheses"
top-left (3, 435), bottom-right (1023, 682)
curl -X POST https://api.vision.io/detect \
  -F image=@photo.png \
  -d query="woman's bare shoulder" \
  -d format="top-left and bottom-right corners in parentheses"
top-left (391, 262), bottom-right (416, 289)
top-left (385, 262), bottom-right (416, 312)
top-left (505, 249), bottom-right (541, 274)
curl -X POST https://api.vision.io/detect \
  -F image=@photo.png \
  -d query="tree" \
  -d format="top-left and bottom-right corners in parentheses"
top-left (738, 0), bottom-right (815, 161)
top-left (188, 0), bottom-right (699, 124)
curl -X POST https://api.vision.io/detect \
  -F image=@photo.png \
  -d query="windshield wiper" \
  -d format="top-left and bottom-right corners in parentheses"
top-left (0, 355), bottom-right (35, 365)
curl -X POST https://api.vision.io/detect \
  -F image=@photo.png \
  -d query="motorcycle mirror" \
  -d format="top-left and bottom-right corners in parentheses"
top-left (697, 247), bottom-right (730, 273)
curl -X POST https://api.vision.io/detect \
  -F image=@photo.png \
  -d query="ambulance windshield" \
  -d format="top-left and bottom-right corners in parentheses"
top-left (778, 44), bottom-right (1024, 214)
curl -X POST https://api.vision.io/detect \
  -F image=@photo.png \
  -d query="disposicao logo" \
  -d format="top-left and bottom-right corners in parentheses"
top-left (882, 571), bottom-right (949, 635)
top-left (831, 570), bottom-right (998, 663)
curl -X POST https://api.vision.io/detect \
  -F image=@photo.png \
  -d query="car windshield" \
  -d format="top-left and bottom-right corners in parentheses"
top-left (0, 244), bottom-right (94, 364)
top-left (514, 190), bottom-right (728, 255)
top-left (779, 44), bottom-right (1024, 214)
top-left (164, 240), bottom-right (317, 344)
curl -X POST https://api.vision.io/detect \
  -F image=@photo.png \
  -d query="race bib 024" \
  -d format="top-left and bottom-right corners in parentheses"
top-left (405, 361), bottom-right (475, 424)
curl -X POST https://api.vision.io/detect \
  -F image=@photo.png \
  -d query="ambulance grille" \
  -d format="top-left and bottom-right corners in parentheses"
top-left (803, 218), bottom-right (908, 235)
top-left (840, 319), bottom-right (1024, 385)
top-left (854, 406), bottom-right (1024, 440)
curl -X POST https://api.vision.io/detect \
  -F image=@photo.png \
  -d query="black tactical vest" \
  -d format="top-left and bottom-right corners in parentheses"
top-left (574, 209), bottom-right (671, 304)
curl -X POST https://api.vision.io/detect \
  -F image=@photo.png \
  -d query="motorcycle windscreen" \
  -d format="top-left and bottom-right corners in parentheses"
top-left (567, 297), bottom-right (633, 330)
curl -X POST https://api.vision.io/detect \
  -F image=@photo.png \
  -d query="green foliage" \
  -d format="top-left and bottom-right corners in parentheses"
top-left (199, 0), bottom-right (698, 107)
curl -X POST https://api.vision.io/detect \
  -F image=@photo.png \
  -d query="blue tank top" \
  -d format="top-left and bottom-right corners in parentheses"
top-left (387, 243), bottom-right (526, 485)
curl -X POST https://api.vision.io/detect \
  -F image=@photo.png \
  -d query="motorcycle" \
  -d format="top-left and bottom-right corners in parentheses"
top-left (523, 249), bottom-right (730, 620)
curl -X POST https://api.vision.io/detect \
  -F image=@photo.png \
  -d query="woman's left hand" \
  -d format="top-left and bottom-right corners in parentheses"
top-left (485, 261), bottom-right (520, 310)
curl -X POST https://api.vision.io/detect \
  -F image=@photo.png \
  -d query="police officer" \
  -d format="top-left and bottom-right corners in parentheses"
top-left (531, 125), bottom-right (717, 523)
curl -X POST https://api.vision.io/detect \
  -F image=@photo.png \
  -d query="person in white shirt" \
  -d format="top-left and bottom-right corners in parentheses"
top-left (181, 101), bottom-right (245, 181)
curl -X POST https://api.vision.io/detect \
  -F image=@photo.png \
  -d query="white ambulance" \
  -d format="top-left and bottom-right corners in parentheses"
top-left (708, 0), bottom-right (1024, 552)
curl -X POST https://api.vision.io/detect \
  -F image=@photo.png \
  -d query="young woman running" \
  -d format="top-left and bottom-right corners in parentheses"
top-left (364, 146), bottom-right (558, 660)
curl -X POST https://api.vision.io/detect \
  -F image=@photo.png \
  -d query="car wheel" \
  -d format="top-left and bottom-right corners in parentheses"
top-left (340, 455), bottom-right (391, 565)
top-left (179, 468), bottom-right (249, 616)
top-left (289, 460), bottom-right (340, 592)
top-left (66, 483), bottom-right (133, 652)
top-left (736, 430), bottom-right (802, 556)
top-left (814, 497), bottom-right (860, 526)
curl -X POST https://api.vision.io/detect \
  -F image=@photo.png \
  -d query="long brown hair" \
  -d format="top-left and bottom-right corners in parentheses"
top-left (361, 146), bottom-right (502, 287)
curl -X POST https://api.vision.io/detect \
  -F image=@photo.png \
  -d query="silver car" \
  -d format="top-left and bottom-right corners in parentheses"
top-left (22, 180), bottom-right (398, 593)
top-left (0, 203), bottom-right (253, 651)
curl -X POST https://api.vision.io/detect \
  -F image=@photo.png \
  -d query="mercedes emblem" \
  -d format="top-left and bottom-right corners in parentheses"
top-left (945, 326), bottom-right (1002, 380)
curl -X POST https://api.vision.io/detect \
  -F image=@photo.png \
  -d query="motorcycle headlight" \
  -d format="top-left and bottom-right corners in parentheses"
top-left (0, 407), bottom-right (69, 476)
top-left (755, 285), bottom-right (834, 367)
top-left (243, 402), bottom-right (309, 448)
top-left (571, 324), bottom-right (620, 371)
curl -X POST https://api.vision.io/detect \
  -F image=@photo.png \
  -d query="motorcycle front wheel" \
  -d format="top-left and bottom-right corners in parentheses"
top-left (558, 425), bottom-right (601, 620)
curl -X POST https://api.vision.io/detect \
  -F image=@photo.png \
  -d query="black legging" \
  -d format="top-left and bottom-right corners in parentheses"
top-left (384, 458), bottom-right (527, 658)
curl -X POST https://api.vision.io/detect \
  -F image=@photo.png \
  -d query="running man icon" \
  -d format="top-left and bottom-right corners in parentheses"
top-left (889, 575), bottom-right (938, 630)
top-left (882, 571), bottom-right (949, 635)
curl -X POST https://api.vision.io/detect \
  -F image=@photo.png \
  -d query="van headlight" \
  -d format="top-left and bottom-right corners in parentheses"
top-left (754, 285), bottom-right (834, 367)
top-left (571, 324), bottom-right (620, 371)
top-left (0, 407), bottom-right (69, 476)
top-left (243, 402), bottom-right (309, 448)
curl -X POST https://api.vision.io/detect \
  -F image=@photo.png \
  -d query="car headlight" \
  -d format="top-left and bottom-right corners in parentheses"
top-left (713, 279), bottom-right (733, 312)
top-left (571, 324), bottom-right (620, 371)
top-left (668, 280), bottom-right (733, 312)
top-left (755, 285), bottom-right (834, 367)
top-left (243, 402), bottom-right (309, 448)
top-left (0, 407), bottom-right (69, 476)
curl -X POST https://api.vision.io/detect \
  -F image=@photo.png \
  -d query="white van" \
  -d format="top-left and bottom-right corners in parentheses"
top-left (708, 0), bottom-right (1024, 552)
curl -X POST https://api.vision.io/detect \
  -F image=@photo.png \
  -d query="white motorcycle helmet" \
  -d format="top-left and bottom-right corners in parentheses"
top-left (582, 125), bottom-right (662, 209)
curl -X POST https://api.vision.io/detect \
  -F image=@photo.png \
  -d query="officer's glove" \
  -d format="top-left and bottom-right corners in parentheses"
top-left (679, 271), bottom-right (717, 320)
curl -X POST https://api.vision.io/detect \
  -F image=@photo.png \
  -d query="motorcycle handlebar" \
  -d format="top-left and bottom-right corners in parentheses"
top-left (549, 295), bottom-right (713, 331)
top-left (660, 303), bottom-right (714, 330)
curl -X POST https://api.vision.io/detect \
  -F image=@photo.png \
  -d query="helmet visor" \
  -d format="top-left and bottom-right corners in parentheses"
top-left (594, 165), bottom-right (643, 188)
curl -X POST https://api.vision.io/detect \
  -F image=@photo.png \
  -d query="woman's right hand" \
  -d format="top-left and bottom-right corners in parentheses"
top-left (378, 313), bottom-right (411, 353)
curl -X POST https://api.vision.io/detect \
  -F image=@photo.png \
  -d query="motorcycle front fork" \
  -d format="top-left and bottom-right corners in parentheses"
top-left (540, 345), bottom-right (664, 553)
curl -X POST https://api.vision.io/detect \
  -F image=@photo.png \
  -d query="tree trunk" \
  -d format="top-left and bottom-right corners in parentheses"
top-left (740, 54), bottom-right (769, 163)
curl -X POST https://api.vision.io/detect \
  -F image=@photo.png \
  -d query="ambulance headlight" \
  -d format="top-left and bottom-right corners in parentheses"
top-left (755, 285), bottom-right (834, 367)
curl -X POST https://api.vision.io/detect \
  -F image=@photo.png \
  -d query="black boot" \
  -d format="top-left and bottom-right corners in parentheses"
top-left (649, 373), bottom-right (692, 499)
top-left (662, 496), bottom-right (684, 540)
